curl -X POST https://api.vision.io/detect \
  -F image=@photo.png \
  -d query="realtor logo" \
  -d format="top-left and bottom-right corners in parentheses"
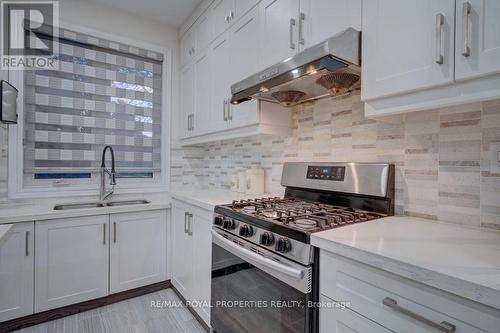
top-left (1, 0), bottom-right (59, 70)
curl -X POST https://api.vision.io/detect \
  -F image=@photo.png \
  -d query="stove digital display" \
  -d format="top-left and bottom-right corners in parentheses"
top-left (307, 165), bottom-right (345, 181)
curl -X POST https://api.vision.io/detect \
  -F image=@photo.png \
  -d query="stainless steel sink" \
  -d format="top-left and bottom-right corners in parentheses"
top-left (106, 199), bottom-right (151, 207)
top-left (54, 202), bottom-right (105, 210)
top-left (53, 199), bottom-right (151, 210)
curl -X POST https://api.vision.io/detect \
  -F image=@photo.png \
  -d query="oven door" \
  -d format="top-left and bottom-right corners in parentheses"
top-left (211, 228), bottom-right (314, 333)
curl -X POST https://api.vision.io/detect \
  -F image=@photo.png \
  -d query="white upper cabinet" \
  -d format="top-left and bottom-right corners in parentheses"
top-left (301, 0), bottom-right (361, 48)
top-left (362, 0), bottom-right (456, 101)
top-left (211, 0), bottom-right (235, 39)
top-left (230, 5), bottom-right (262, 83)
top-left (455, 0), bottom-right (500, 81)
top-left (194, 10), bottom-right (212, 54)
top-left (210, 32), bottom-right (232, 133)
top-left (180, 64), bottom-right (194, 139)
top-left (193, 50), bottom-right (211, 136)
top-left (35, 216), bottom-right (109, 312)
top-left (234, 0), bottom-right (259, 19)
top-left (0, 222), bottom-right (34, 322)
top-left (180, 29), bottom-right (195, 68)
top-left (260, 0), bottom-right (300, 68)
top-left (109, 211), bottom-right (167, 294)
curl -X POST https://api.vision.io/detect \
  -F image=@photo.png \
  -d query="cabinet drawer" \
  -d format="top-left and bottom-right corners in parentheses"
top-left (320, 251), bottom-right (500, 333)
top-left (319, 295), bottom-right (391, 333)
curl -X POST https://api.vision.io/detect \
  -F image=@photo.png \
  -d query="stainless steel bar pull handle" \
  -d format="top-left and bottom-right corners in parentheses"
top-left (184, 212), bottom-right (189, 234)
top-left (462, 2), bottom-right (471, 57)
top-left (435, 13), bottom-right (444, 64)
top-left (298, 13), bottom-right (305, 45)
top-left (382, 297), bottom-right (456, 333)
top-left (25, 231), bottom-right (29, 256)
top-left (289, 18), bottom-right (296, 50)
top-left (188, 213), bottom-right (193, 236)
top-left (113, 222), bottom-right (117, 243)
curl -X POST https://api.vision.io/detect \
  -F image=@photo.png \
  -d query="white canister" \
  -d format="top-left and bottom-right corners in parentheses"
top-left (230, 174), bottom-right (239, 192)
top-left (245, 167), bottom-right (265, 195)
top-left (237, 171), bottom-right (247, 193)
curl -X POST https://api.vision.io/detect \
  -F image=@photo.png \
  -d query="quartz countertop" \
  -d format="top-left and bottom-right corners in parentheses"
top-left (171, 188), bottom-right (280, 211)
top-left (0, 224), bottom-right (13, 242)
top-left (0, 194), bottom-right (171, 224)
top-left (311, 216), bottom-right (500, 309)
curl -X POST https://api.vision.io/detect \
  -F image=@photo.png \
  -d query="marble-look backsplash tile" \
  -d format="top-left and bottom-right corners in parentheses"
top-left (171, 93), bottom-right (500, 231)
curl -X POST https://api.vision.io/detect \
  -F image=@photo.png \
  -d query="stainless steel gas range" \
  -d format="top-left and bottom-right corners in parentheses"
top-left (210, 162), bottom-right (395, 333)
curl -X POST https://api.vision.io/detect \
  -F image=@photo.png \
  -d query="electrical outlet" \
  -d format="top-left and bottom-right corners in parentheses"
top-left (491, 143), bottom-right (500, 174)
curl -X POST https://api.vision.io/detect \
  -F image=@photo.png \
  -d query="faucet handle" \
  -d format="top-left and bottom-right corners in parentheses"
top-left (110, 173), bottom-right (117, 186)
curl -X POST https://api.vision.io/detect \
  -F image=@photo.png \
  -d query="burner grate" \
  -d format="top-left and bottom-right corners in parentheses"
top-left (226, 197), bottom-right (385, 232)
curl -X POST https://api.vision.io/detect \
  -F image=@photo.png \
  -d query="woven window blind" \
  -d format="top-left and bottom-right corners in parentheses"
top-left (22, 28), bottom-right (163, 180)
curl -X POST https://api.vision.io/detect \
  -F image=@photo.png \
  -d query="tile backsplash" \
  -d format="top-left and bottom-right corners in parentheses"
top-left (171, 93), bottom-right (500, 230)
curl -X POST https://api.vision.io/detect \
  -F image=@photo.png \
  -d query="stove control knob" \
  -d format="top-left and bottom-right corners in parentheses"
top-left (214, 216), bottom-right (224, 226)
top-left (239, 224), bottom-right (253, 237)
top-left (222, 218), bottom-right (236, 230)
top-left (259, 232), bottom-right (275, 246)
top-left (275, 238), bottom-right (291, 253)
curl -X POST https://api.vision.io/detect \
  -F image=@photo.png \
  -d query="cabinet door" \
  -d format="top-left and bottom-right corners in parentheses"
top-left (210, 32), bottom-right (231, 133)
top-left (362, 0), bottom-right (455, 101)
top-left (300, 0), bottom-right (361, 48)
top-left (234, 0), bottom-right (259, 19)
top-left (260, 0), bottom-right (300, 68)
top-left (0, 222), bottom-right (34, 322)
top-left (181, 29), bottom-right (195, 68)
top-left (193, 50), bottom-right (211, 136)
top-left (319, 295), bottom-right (391, 333)
top-left (171, 204), bottom-right (194, 300)
top-left (35, 215), bottom-right (109, 312)
top-left (109, 210), bottom-right (167, 294)
top-left (455, 0), bottom-right (500, 80)
top-left (228, 6), bottom-right (262, 129)
top-left (211, 0), bottom-right (235, 39)
top-left (192, 212), bottom-right (212, 324)
top-left (180, 63), bottom-right (194, 139)
top-left (194, 10), bottom-right (212, 55)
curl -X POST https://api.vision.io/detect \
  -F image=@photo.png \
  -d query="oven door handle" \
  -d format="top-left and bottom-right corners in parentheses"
top-left (211, 229), bottom-right (304, 280)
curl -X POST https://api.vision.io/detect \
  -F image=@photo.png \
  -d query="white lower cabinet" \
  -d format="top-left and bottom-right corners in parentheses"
top-left (319, 295), bottom-right (391, 333)
top-left (109, 210), bottom-right (167, 294)
top-left (171, 199), bottom-right (212, 325)
top-left (319, 251), bottom-right (500, 333)
top-left (35, 215), bottom-right (110, 312)
top-left (0, 222), bottom-right (34, 322)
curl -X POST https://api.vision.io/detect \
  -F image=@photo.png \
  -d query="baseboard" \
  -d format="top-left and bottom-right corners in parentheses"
top-left (0, 280), bottom-right (171, 333)
top-left (170, 285), bottom-right (211, 332)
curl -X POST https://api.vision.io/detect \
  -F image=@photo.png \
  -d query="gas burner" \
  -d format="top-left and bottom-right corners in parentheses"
top-left (293, 218), bottom-right (318, 229)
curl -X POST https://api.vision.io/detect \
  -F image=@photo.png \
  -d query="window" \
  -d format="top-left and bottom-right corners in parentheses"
top-left (16, 26), bottom-right (167, 193)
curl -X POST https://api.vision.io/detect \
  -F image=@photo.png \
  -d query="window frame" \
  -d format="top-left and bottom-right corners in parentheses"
top-left (8, 21), bottom-right (171, 198)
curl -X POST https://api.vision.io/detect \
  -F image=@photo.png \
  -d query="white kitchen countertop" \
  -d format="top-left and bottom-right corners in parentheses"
top-left (311, 216), bottom-right (500, 309)
top-left (0, 224), bottom-right (13, 242)
top-left (171, 188), bottom-right (280, 211)
top-left (0, 194), bottom-right (171, 224)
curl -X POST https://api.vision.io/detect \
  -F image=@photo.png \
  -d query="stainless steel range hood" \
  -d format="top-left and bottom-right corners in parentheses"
top-left (230, 28), bottom-right (361, 107)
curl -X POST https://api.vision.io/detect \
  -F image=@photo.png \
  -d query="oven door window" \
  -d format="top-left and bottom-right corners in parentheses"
top-left (211, 243), bottom-right (311, 333)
